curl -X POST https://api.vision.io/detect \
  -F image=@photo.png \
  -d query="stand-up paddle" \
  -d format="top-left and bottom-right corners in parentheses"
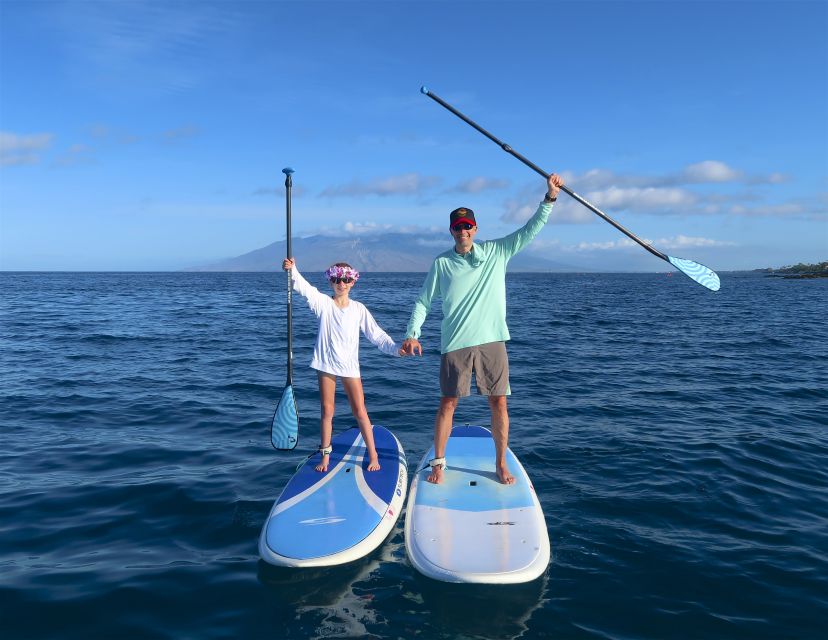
top-left (420, 86), bottom-right (721, 292)
top-left (271, 168), bottom-right (299, 450)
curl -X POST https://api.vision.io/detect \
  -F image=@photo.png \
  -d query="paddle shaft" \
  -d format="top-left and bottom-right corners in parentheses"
top-left (284, 170), bottom-right (294, 384)
top-left (422, 89), bottom-right (669, 263)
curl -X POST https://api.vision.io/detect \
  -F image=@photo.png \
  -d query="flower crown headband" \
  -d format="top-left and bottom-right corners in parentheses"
top-left (325, 265), bottom-right (360, 282)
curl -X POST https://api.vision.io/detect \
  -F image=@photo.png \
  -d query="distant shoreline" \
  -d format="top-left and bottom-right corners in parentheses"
top-left (754, 261), bottom-right (828, 279)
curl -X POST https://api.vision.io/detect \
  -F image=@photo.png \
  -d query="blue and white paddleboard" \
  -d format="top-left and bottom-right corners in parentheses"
top-left (260, 425), bottom-right (407, 567)
top-left (405, 425), bottom-right (550, 584)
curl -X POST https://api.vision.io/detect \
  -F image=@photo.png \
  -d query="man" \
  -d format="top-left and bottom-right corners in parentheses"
top-left (400, 173), bottom-right (564, 484)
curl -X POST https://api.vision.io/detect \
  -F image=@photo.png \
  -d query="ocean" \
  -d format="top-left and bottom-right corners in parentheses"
top-left (1, 271), bottom-right (826, 639)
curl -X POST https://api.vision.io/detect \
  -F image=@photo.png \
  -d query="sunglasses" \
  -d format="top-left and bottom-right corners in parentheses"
top-left (451, 222), bottom-right (474, 232)
top-left (330, 277), bottom-right (354, 284)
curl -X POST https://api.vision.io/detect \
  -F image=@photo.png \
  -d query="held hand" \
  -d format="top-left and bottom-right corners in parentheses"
top-left (282, 257), bottom-right (295, 271)
top-left (546, 173), bottom-right (564, 200)
top-left (400, 338), bottom-right (422, 356)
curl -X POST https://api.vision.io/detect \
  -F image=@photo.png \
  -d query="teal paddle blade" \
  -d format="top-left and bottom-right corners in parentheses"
top-left (271, 385), bottom-right (299, 450)
top-left (668, 256), bottom-right (721, 292)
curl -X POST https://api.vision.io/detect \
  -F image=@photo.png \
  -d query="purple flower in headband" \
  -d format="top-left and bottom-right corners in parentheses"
top-left (325, 265), bottom-right (360, 282)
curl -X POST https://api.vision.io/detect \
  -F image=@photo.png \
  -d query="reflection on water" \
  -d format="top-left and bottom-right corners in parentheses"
top-left (258, 515), bottom-right (549, 640)
top-left (259, 519), bottom-right (549, 640)
top-left (258, 528), bottom-right (403, 639)
top-left (415, 570), bottom-right (548, 640)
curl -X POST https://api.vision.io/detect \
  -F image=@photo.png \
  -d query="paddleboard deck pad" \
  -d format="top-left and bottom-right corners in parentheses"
top-left (405, 425), bottom-right (550, 584)
top-left (260, 425), bottom-right (407, 567)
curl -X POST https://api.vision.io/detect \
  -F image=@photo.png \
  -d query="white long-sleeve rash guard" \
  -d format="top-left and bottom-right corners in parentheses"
top-left (291, 267), bottom-right (400, 378)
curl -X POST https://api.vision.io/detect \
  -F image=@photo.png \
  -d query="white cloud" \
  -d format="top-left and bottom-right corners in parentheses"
top-left (339, 221), bottom-right (439, 236)
top-left (568, 168), bottom-right (622, 190)
top-left (299, 221), bottom-right (445, 239)
top-left (658, 235), bottom-right (736, 249)
top-left (501, 200), bottom-right (538, 224)
top-left (562, 161), bottom-right (782, 189)
top-left (676, 161), bottom-right (784, 186)
top-left (680, 160), bottom-right (742, 183)
top-left (500, 183), bottom-right (593, 224)
top-left (568, 238), bottom-right (639, 252)
top-left (584, 186), bottom-right (697, 210)
top-left (0, 131), bottom-right (54, 166)
top-left (342, 221), bottom-right (392, 234)
top-left (320, 173), bottom-right (441, 198)
top-left (563, 235), bottom-right (734, 253)
top-left (726, 194), bottom-right (827, 219)
top-left (503, 199), bottom-right (594, 224)
top-left (447, 177), bottom-right (510, 194)
top-left (499, 173), bottom-right (819, 224)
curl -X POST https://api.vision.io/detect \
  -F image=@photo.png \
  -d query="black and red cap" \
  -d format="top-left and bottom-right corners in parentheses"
top-left (449, 207), bottom-right (476, 227)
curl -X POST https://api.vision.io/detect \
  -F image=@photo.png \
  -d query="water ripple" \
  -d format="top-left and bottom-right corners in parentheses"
top-left (1, 271), bottom-right (826, 639)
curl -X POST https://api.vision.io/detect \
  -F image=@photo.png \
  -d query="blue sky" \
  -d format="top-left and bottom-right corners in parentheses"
top-left (1, 0), bottom-right (826, 271)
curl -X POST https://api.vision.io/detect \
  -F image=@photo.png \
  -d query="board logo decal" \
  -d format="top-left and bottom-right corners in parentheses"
top-left (486, 521), bottom-right (516, 526)
top-left (395, 468), bottom-right (405, 497)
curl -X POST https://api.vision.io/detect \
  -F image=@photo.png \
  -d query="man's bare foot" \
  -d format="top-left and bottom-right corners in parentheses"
top-left (427, 464), bottom-right (444, 484)
top-left (367, 456), bottom-right (381, 471)
top-left (315, 454), bottom-right (329, 473)
top-left (496, 463), bottom-right (515, 485)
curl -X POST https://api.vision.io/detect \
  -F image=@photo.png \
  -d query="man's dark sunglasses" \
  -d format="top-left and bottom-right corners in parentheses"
top-left (330, 277), bottom-right (354, 284)
top-left (451, 222), bottom-right (474, 232)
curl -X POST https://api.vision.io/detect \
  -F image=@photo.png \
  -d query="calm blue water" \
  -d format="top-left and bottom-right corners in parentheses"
top-left (1, 271), bottom-right (826, 640)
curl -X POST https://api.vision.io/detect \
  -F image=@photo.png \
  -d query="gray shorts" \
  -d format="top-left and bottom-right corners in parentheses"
top-left (440, 341), bottom-right (511, 397)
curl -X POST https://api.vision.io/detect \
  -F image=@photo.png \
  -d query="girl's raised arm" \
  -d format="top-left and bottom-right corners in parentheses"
top-left (290, 266), bottom-right (328, 317)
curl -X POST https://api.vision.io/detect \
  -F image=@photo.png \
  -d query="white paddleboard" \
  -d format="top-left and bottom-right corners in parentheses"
top-left (405, 425), bottom-right (550, 584)
top-left (260, 425), bottom-right (407, 567)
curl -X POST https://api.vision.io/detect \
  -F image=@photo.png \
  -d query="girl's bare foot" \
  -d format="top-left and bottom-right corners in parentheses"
top-left (367, 456), bottom-right (381, 472)
top-left (315, 453), bottom-right (330, 472)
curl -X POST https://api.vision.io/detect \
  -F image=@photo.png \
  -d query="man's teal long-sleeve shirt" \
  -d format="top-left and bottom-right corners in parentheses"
top-left (405, 201), bottom-right (553, 354)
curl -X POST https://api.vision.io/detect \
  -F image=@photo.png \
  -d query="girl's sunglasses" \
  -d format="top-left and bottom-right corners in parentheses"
top-left (330, 277), bottom-right (354, 284)
top-left (451, 222), bottom-right (474, 232)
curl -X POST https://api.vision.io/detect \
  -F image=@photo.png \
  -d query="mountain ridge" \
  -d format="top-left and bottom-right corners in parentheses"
top-left (189, 232), bottom-right (581, 272)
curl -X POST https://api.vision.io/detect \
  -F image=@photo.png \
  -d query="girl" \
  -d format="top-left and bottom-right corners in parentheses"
top-left (282, 258), bottom-right (402, 472)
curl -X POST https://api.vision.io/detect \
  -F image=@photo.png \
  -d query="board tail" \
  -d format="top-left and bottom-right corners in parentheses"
top-left (271, 384), bottom-right (299, 450)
